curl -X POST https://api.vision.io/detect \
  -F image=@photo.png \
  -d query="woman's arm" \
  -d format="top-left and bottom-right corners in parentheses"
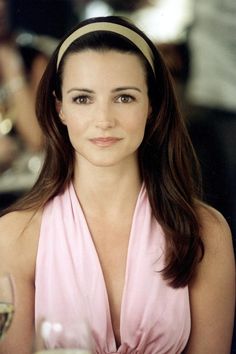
top-left (185, 206), bottom-right (235, 354)
top-left (0, 211), bottom-right (41, 354)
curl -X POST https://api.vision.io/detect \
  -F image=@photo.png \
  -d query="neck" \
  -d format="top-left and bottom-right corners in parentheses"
top-left (73, 158), bottom-right (142, 218)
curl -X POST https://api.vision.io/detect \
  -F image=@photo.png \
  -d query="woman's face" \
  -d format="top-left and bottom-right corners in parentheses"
top-left (58, 49), bottom-right (151, 169)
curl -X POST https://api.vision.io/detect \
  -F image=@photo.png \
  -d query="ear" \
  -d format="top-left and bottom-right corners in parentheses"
top-left (55, 99), bottom-right (66, 125)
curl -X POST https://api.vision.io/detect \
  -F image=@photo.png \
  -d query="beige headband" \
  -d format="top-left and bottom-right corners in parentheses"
top-left (56, 22), bottom-right (155, 74)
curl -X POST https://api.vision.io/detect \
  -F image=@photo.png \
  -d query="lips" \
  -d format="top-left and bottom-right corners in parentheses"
top-left (89, 137), bottom-right (122, 147)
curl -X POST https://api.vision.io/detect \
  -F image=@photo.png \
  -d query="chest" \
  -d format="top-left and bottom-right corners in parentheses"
top-left (88, 218), bottom-right (131, 346)
top-left (36, 194), bottom-right (191, 353)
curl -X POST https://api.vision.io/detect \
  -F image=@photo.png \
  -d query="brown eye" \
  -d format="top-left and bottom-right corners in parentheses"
top-left (73, 95), bottom-right (90, 104)
top-left (116, 94), bottom-right (135, 103)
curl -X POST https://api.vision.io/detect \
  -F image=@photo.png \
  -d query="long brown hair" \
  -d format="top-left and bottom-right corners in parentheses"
top-left (2, 16), bottom-right (204, 288)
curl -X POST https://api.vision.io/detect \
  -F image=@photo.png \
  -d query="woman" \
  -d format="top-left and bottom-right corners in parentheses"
top-left (0, 16), bottom-right (235, 354)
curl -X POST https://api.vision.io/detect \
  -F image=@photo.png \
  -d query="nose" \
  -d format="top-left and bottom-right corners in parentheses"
top-left (95, 102), bottom-right (115, 129)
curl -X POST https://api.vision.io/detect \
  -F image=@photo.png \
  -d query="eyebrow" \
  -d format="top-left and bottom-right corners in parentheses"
top-left (67, 87), bottom-right (142, 94)
top-left (112, 87), bottom-right (142, 93)
top-left (67, 88), bottom-right (93, 94)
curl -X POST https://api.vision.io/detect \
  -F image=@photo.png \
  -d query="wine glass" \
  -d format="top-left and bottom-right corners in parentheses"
top-left (33, 318), bottom-right (93, 354)
top-left (0, 273), bottom-right (15, 341)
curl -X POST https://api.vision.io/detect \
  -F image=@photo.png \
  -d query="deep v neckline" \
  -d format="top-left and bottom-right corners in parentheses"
top-left (36, 183), bottom-right (191, 353)
top-left (69, 182), bottom-right (144, 351)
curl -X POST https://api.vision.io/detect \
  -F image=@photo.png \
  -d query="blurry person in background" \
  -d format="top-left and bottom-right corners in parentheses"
top-left (0, 0), bottom-right (47, 209)
top-left (0, 5), bottom-right (18, 177)
top-left (0, 0), bottom-right (43, 171)
top-left (185, 0), bottom-right (236, 249)
top-left (0, 0), bottom-right (76, 209)
top-left (184, 1), bottom-right (236, 351)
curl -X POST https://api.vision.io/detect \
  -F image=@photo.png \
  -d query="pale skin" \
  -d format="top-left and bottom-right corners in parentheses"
top-left (0, 50), bottom-right (235, 354)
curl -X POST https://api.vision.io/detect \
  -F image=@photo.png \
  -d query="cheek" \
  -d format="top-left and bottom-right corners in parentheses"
top-left (63, 111), bottom-right (87, 133)
top-left (124, 109), bottom-right (148, 134)
top-left (64, 119), bottom-right (87, 148)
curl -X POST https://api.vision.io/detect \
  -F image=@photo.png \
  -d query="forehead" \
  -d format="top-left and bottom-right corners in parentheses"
top-left (61, 49), bottom-right (147, 85)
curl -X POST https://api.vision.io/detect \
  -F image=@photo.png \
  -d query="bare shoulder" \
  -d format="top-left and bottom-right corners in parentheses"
top-left (197, 203), bottom-right (233, 254)
top-left (0, 208), bottom-right (42, 244)
top-left (194, 202), bottom-right (235, 284)
top-left (0, 209), bottom-right (43, 276)
top-left (1, 207), bottom-right (40, 224)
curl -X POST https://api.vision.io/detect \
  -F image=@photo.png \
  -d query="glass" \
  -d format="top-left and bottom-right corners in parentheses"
top-left (0, 273), bottom-right (15, 341)
top-left (33, 319), bottom-right (93, 354)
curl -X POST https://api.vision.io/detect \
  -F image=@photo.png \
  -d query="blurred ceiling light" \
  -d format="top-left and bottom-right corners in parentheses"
top-left (81, 0), bottom-right (194, 43)
top-left (83, 0), bottom-right (112, 19)
top-left (135, 0), bottom-right (194, 42)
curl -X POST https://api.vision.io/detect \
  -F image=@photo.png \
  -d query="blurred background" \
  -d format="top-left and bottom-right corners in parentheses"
top-left (0, 0), bottom-right (235, 351)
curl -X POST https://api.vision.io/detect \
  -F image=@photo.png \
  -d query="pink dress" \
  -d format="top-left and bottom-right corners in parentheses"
top-left (35, 183), bottom-right (191, 353)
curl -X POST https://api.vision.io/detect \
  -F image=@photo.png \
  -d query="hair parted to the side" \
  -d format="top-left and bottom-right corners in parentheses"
top-left (2, 16), bottom-right (204, 288)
